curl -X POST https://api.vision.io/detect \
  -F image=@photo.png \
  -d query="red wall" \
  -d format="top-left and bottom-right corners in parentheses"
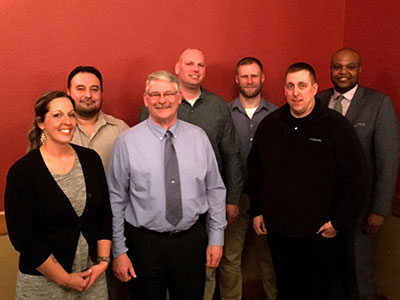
top-left (0, 0), bottom-right (356, 209)
top-left (342, 1), bottom-right (400, 212)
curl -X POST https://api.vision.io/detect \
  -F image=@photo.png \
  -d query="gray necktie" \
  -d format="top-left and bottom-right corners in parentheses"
top-left (164, 130), bottom-right (183, 225)
top-left (334, 94), bottom-right (344, 115)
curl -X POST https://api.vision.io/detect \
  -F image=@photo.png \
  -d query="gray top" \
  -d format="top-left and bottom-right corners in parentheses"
top-left (53, 156), bottom-right (86, 217)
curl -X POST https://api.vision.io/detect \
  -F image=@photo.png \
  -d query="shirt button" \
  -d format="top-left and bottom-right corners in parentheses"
top-left (294, 127), bottom-right (298, 130)
top-left (171, 180), bottom-right (175, 184)
top-left (250, 138), bottom-right (253, 141)
top-left (250, 124), bottom-right (254, 127)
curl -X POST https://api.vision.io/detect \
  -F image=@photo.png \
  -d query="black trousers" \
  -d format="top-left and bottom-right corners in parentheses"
top-left (125, 221), bottom-right (208, 300)
top-left (267, 232), bottom-right (348, 300)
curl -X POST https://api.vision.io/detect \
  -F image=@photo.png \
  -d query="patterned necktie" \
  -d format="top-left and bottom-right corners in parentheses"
top-left (334, 94), bottom-right (344, 115)
top-left (164, 130), bottom-right (183, 225)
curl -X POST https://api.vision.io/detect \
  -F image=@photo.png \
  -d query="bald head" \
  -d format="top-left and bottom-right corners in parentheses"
top-left (331, 48), bottom-right (361, 66)
top-left (330, 48), bottom-right (362, 93)
top-left (177, 48), bottom-right (204, 61)
top-left (175, 48), bottom-right (206, 90)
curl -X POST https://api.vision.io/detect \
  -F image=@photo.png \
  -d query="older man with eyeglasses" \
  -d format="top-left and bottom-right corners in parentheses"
top-left (108, 71), bottom-right (227, 300)
top-left (138, 50), bottom-right (243, 299)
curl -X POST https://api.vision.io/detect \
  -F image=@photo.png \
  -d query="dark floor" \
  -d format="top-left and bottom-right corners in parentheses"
top-left (212, 278), bottom-right (266, 300)
top-left (213, 279), bottom-right (390, 300)
top-left (213, 225), bottom-right (391, 300)
top-left (210, 225), bottom-right (268, 300)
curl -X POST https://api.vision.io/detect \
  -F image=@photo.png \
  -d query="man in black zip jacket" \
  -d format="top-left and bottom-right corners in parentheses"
top-left (248, 62), bottom-right (366, 300)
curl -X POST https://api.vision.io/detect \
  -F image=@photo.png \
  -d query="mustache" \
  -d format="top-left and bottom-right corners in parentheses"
top-left (154, 104), bottom-right (172, 109)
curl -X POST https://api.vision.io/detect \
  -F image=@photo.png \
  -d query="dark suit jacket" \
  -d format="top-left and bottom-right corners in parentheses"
top-left (5, 144), bottom-right (112, 275)
top-left (317, 86), bottom-right (400, 217)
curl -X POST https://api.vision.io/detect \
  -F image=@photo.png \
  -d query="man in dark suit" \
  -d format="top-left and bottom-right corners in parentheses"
top-left (317, 48), bottom-right (400, 300)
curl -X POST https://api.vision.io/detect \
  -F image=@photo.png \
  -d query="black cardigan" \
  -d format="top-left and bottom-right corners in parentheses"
top-left (5, 144), bottom-right (112, 275)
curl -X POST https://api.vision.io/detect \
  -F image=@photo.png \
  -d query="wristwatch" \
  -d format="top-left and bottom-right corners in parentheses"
top-left (96, 256), bottom-right (111, 264)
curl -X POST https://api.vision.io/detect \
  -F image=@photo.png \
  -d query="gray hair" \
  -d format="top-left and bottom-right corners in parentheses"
top-left (145, 70), bottom-right (180, 93)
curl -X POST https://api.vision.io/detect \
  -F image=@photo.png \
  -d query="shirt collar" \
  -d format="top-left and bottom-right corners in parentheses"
top-left (146, 118), bottom-right (179, 141)
top-left (96, 111), bottom-right (108, 126)
top-left (231, 96), bottom-right (269, 114)
top-left (182, 86), bottom-right (204, 104)
top-left (76, 111), bottom-right (117, 129)
top-left (333, 84), bottom-right (358, 101)
top-left (75, 111), bottom-right (106, 134)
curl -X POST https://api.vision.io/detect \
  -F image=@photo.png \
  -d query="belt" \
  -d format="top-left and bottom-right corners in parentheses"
top-left (143, 227), bottom-right (191, 239)
top-left (126, 215), bottom-right (206, 239)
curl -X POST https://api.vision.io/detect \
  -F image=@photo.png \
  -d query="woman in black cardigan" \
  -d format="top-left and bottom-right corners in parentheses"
top-left (5, 91), bottom-right (112, 299)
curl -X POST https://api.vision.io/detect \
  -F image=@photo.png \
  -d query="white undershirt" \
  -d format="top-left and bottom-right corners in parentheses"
top-left (245, 107), bottom-right (257, 119)
top-left (185, 95), bottom-right (200, 107)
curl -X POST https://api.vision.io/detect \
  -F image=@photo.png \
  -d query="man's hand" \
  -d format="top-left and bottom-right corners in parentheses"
top-left (253, 215), bottom-right (267, 235)
top-left (112, 253), bottom-right (136, 282)
top-left (206, 245), bottom-right (223, 268)
top-left (316, 221), bottom-right (337, 238)
top-left (363, 213), bottom-right (385, 235)
top-left (226, 204), bottom-right (240, 224)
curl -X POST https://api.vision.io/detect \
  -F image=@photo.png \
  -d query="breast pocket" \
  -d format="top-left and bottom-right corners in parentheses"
top-left (353, 121), bottom-right (371, 141)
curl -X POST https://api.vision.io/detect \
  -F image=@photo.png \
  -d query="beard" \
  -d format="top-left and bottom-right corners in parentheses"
top-left (239, 84), bottom-right (262, 98)
top-left (75, 105), bottom-right (101, 119)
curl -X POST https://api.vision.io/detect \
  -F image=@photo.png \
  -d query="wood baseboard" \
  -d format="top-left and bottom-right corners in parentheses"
top-left (0, 211), bottom-right (7, 235)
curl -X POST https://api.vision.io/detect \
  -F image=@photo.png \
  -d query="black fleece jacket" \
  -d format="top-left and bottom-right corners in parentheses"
top-left (248, 100), bottom-right (367, 237)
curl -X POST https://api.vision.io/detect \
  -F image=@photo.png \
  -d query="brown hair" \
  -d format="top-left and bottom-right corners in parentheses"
top-left (285, 62), bottom-right (316, 83)
top-left (236, 57), bottom-right (263, 73)
top-left (27, 91), bottom-right (75, 151)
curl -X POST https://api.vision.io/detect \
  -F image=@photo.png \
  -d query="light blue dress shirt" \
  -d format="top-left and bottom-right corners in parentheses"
top-left (107, 118), bottom-right (227, 257)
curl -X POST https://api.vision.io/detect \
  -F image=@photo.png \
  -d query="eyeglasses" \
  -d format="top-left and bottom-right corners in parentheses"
top-left (146, 91), bottom-right (178, 101)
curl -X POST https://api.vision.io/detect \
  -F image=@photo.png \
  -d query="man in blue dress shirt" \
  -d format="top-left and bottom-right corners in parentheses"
top-left (107, 71), bottom-right (227, 300)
